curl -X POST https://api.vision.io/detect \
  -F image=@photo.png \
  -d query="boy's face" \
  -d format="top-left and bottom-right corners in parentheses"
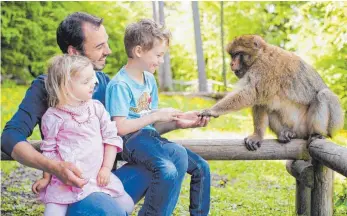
top-left (139, 39), bottom-right (168, 73)
top-left (68, 64), bottom-right (96, 102)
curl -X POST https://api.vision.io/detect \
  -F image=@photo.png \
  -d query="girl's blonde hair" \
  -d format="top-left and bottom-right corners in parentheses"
top-left (45, 54), bottom-right (92, 107)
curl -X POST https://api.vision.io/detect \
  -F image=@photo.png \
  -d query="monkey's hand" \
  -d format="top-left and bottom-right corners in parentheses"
top-left (198, 109), bottom-right (219, 118)
top-left (308, 133), bottom-right (325, 147)
top-left (244, 134), bottom-right (263, 151)
top-left (278, 130), bottom-right (297, 143)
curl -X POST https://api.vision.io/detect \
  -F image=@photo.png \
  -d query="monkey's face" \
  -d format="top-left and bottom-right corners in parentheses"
top-left (227, 35), bottom-right (265, 79)
top-left (230, 53), bottom-right (247, 79)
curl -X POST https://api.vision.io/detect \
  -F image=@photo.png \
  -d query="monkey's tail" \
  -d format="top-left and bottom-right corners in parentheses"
top-left (324, 89), bottom-right (344, 137)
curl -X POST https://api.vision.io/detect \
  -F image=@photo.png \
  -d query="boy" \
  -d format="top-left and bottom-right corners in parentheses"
top-left (106, 19), bottom-right (210, 216)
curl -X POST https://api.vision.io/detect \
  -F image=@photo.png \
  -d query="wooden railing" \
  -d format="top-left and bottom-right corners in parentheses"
top-left (2, 139), bottom-right (347, 216)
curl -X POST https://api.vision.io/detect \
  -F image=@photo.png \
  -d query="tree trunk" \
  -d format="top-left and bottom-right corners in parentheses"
top-left (220, 1), bottom-right (227, 91)
top-left (192, 1), bottom-right (207, 92)
top-left (158, 1), bottom-right (172, 91)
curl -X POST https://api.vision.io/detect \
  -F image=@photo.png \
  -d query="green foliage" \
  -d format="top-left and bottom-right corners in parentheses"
top-left (1, 2), bottom-right (66, 82)
top-left (1, 1), bottom-right (151, 81)
top-left (335, 179), bottom-right (347, 214)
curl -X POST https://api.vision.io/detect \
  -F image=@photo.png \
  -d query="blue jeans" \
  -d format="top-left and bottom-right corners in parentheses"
top-left (67, 163), bottom-right (151, 216)
top-left (66, 192), bottom-right (128, 216)
top-left (122, 129), bottom-right (211, 216)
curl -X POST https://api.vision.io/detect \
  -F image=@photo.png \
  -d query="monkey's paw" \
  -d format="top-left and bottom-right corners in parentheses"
top-left (308, 133), bottom-right (325, 146)
top-left (244, 135), bottom-right (263, 151)
top-left (278, 130), bottom-right (297, 143)
top-left (198, 109), bottom-right (219, 118)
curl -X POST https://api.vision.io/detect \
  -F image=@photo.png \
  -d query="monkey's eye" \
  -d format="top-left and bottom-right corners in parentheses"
top-left (231, 52), bottom-right (241, 59)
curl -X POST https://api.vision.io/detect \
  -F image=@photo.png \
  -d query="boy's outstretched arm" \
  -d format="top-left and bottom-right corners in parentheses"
top-left (154, 111), bottom-right (210, 135)
top-left (113, 108), bottom-right (181, 136)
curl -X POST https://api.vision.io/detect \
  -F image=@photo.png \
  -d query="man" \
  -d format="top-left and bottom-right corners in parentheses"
top-left (1, 12), bottom-right (209, 215)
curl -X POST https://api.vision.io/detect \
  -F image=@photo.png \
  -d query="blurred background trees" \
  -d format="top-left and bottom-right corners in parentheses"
top-left (1, 1), bottom-right (346, 125)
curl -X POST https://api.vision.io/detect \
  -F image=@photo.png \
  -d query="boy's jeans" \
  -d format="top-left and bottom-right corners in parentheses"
top-left (122, 129), bottom-right (211, 216)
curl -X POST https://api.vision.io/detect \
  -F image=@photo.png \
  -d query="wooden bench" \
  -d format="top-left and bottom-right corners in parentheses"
top-left (2, 138), bottom-right (347, 216)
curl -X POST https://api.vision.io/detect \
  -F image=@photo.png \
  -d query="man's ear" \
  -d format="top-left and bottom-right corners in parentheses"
top-left (133, 45), bottom-right (142, 58)
top-left (67, 45), bottom-right (81, 55)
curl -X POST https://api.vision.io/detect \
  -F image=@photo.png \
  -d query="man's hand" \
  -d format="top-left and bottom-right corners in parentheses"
top-left (176, 111), bottom-right (210, 129)
top-left (52, 161), bottom-right (88, 188)
top-left (97, 167), bottom-right (111, 187)
top-left (32, 178), bottom-right (50, 194)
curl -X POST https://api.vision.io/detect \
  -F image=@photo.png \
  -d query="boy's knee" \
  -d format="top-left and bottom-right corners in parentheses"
top-left (155, 160), bottom-right (179, 180)
top-left (169, 144), bottom-right (188, 172)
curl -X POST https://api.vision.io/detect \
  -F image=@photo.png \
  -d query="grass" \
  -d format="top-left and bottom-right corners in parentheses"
top-left (1, 83), bottom-right (347, 215)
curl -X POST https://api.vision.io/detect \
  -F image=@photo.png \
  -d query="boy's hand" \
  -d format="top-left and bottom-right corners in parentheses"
top-left (97, 167), bottom-right (111, 187)
top-left (154, 108), bottom-right (182, 122)
top-left (32, 178), bottom-right (50, 194)
top-left (176, 111), bottom-right (210, 129)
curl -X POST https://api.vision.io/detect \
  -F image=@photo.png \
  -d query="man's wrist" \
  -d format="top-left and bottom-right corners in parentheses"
top-left (46, 159), bottom-right (59, 175)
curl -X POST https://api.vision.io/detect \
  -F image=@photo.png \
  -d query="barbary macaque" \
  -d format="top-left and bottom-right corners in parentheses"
top-left (200, 35), bottom-right (344, 151)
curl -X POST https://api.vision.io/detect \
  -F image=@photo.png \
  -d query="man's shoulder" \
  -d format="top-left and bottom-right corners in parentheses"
top-left (32, 74), bottom-right (46, 84)
top-left (28, 75), bottom-right (47, 94)
top-left (96, 71), bottom-right (110, 84)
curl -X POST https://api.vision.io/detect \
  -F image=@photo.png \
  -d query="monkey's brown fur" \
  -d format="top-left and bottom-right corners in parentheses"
top-left (200, 35), bottom-right (344, 151)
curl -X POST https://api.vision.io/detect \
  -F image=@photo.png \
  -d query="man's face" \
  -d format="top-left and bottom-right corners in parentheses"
top-left (81, 23), bottom-right (111, 71)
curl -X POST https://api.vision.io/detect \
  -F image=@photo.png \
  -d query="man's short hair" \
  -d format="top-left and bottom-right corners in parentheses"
top-left (124, 19), bottom-right (171, 58)
top-left (57, 12), bottom-right (103, 54)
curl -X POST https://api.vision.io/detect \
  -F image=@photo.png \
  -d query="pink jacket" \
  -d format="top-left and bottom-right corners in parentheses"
top-left (39, 100), bottom-right (124, 204)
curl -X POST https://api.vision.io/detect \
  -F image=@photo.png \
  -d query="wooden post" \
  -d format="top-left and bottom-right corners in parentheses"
top-left (286, 160), bottom-right (313, 216)
top-left (310, 159), bottom-right (334, 216)
top-left (309, 139), bottom-right (347, 177)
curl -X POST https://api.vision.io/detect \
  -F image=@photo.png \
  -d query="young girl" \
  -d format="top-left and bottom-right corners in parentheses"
top-left (31, 55), bottom-right (134, 215)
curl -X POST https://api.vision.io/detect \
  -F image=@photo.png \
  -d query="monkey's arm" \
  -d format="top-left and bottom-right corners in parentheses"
top-left (201, 86), bottom-right (257, 117)
top-left (251, 105), bottom-right (268, 138)
top-left (244, 105), bottom-right (268, 151)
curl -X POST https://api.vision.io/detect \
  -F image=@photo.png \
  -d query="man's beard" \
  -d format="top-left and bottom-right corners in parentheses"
top-left (80, 49), bottom-right (106, 71)
top-left (92, 61), bottom-right (105, 71)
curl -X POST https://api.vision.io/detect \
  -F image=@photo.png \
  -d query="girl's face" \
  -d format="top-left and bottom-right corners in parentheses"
top-left (67, 64), bottom-right (96, 105)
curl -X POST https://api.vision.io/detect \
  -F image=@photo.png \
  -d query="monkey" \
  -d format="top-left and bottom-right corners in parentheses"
top-left (199, 35), bottom-right (344, 151)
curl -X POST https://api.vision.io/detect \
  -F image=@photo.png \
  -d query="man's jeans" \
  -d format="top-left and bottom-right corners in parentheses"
top-left (122, 129), bottom-right (211, 216)
top-left (67, 163), bottom-right (151, 216)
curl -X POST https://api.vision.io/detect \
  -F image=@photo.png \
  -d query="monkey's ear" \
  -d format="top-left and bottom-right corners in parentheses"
top-left (253, 36), bottom-right (264, 49)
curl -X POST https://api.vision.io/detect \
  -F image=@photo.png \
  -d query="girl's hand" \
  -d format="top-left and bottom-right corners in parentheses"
top-left (32, 178), bottom-right (50, 194)
top-left (97, 167), bottom-right (111, 187)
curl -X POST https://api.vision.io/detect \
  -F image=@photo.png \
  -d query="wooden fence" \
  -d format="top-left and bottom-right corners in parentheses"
top-left (2, 138), bottom-right (347, 216)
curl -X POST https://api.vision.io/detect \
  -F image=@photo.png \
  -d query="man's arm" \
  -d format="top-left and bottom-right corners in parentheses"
top-left (1, 76), bottom-right (47, 156)
top-left (153, 121), bottom-right (177, 135)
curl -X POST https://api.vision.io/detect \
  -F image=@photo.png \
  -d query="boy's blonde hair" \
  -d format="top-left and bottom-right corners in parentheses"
top-left (45, 54), bottom-right (92, 107)
top-left (124, 19), bottom-right (171, 58)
